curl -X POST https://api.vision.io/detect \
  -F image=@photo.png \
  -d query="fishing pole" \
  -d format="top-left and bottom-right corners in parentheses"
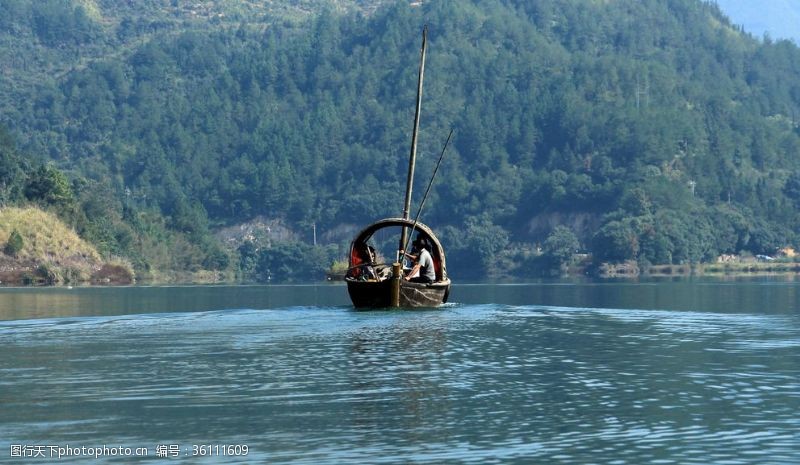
top-left (402, 128), bottom-right (454, 256)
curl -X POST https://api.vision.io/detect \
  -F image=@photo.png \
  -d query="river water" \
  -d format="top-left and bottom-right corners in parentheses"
top-left (1, 279), bottom-right (799, 464)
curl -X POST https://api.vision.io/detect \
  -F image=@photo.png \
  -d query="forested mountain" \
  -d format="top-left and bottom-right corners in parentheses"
top-left (2, 0), bottom-right (800, 280)
top-left (714, 0), bottom-right (800, 42)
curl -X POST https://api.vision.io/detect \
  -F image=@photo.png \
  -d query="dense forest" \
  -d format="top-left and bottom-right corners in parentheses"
top-left (2, 0), bottom-right (800, 281)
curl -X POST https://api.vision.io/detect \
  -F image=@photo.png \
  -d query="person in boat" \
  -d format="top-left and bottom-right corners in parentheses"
top-left (405, 237), bottom-right (436, 284)
top-left (347, 242), bottom-right (378, 281)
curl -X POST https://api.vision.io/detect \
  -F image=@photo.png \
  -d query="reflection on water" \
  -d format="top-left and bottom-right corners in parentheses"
top-left (0, 284), bottom-right (349, 321)
top-left (2, 277), bottom-right (798, 322)
top-left (1, 281), bottom-right (800, 463)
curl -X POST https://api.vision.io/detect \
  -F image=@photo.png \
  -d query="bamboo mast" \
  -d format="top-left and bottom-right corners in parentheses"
top-left (399, 26), bottom-right (428, 259)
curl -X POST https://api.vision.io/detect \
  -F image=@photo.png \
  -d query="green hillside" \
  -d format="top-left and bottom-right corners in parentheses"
top-left (3, 0), bottom-right (800, 280)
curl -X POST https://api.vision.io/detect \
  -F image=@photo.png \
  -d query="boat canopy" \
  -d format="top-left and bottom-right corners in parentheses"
top-left (349, 217), bottom-right (448, 282)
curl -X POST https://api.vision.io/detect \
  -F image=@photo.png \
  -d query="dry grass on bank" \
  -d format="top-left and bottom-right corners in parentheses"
top-left (0, 206), bottom-right (134, 284)
top-left (0, 206), bottom-right (102, 265)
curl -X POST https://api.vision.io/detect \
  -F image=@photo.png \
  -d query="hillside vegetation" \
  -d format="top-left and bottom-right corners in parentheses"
top-left (0, 206), bottom-right (133, 284)
top-left (2, 0), bottom-right (800, 280)
top-left (0, 207), bottom-right (100, 263)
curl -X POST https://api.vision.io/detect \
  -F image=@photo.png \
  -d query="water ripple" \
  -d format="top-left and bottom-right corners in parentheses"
top-left (2, 303), bottom-right (800, 464)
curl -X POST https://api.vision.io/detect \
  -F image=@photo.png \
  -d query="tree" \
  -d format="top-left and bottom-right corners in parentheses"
top-left (0, 126), bottom-right (27, 204)
top-left (542, 226), bottom-right (579, 271)
top-left (4, 229), bottom-right (24, 257)
top-left (592, 219), bottom-right (640, 263)
top-left (254, 242), bottom-right (336, 282)
top-left (441, 215), bottom-right (511, 279)
top-left (25, 165), bottom-right (75, 208)
top-left (783, 172), bottom-right (800, 208)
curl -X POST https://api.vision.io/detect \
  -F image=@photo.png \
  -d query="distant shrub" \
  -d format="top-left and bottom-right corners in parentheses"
top-left (91, 262), bottom-right (135, 284)
top-left (35, 263), bottom-right (59, 285)
top-left (4, 229), bottom-right (24, 256)
top-left (21, 272), bottom-right (35, 285)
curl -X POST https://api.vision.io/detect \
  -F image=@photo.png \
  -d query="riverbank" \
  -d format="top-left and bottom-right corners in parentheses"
top-left (594, 260), bottom-right (800, 278)
top-left (0, 207), bottom-right (137, 286)
top-left (0, 261), bottom-right (135, 286)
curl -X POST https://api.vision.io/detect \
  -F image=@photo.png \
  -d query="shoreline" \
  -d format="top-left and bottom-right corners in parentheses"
top-left (4, 265), bottom-right (800, 288)
top-left (596, 260), bottom-right (800, 278)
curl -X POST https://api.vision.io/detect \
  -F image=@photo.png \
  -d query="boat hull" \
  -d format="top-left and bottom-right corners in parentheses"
top-left (347, 279), bottom-right (450, 308)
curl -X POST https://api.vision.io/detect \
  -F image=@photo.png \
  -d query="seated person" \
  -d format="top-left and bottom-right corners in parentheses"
top-left (347, 242), bottom-right (377, 281)
top-left (405, 237), bottom-right (436, 284)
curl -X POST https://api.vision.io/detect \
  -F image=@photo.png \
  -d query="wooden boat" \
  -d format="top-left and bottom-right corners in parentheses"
top-left (345, 27), bottom-right (452, 308)
top-left (347, 218), bottom-right (450, 308)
